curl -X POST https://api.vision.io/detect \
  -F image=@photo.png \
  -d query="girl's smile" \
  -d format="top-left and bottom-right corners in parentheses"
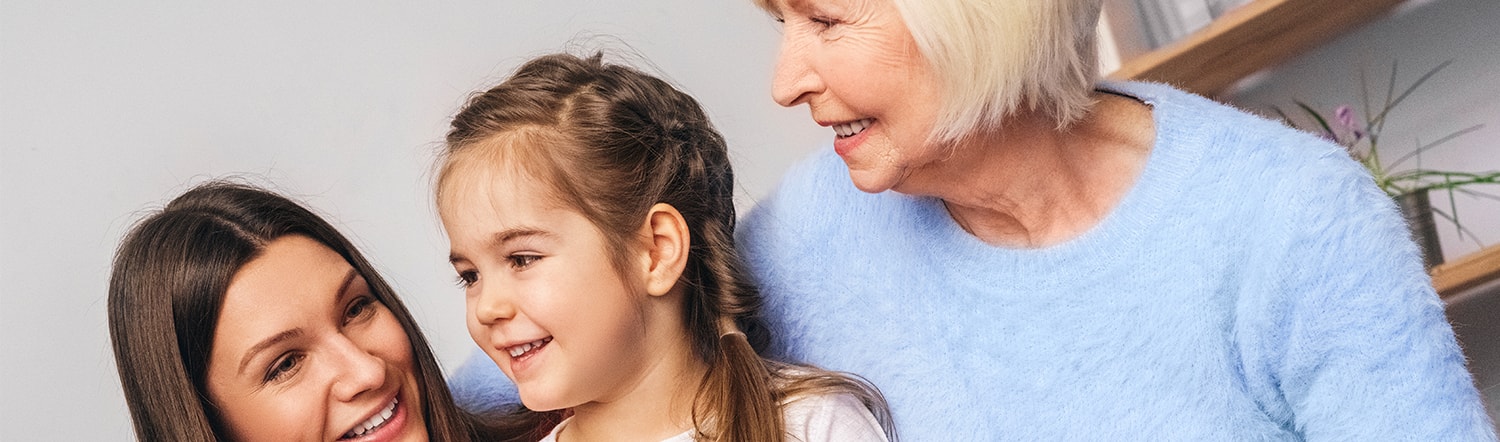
top-left (441, 159), bottom-right (668, 413)
top-left (501, 336), bottom-right (553, 379)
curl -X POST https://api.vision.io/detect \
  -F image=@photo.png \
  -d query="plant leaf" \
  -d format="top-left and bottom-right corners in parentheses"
top-left (1295, 101), bottom-right (1336, 139)
top-left (1386, 124), bottom-right (1485, 170)
top-left (1430, 206), bottom-right (1484, 246)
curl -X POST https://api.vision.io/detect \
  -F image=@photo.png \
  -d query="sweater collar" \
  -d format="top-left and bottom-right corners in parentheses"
top-left (908, 81), bottom-right (1208, 289)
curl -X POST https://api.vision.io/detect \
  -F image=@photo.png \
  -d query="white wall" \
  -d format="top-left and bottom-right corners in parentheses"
top-left (0, 2), bottom-right (827, 440)
top-left (1228, 0), bottom-right (1500, 263)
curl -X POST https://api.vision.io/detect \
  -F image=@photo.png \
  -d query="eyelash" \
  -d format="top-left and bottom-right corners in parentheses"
top-left (452, 254), bottom-right (542, 288)
top-left (265, 353), bottom-right (305, 383)
top-left (508, 254), bottom-right (541, 269)
top-left (344, 296), bottom-right (377, 324)
top-left (455, 271), bottom-right (478, 289)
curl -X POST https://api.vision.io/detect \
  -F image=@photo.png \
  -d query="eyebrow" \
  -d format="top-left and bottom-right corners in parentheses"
top-left (449, 227), bottom-right (554, 263)
top-left (236, 269), bottom-right (359, 375)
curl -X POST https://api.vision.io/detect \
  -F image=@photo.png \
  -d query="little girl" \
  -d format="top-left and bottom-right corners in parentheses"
top-left (435, 53), bottom-right (895, 441)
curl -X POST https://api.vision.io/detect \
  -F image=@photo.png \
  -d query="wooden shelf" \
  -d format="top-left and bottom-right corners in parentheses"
top-left (1106, 0), bottom-right (1408, 96)
top-left (1434, 244), bottom-right (1500, 299)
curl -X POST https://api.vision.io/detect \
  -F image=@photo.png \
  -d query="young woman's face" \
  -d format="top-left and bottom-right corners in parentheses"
top-left (205, 235), bottom-right (427, 442)
top-left (441, 165), bottom-right (655, 412)
top-left (769, 0), bottom-right (947, 194)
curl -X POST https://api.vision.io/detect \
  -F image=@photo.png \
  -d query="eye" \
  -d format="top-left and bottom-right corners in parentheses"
top-left (343, 296), bottom-right (378, 324)
top-left (264, 353), bottom-right (305, 383)
top-left (809, 16), bottom-right (837, 29)
top-left (454, 270), bottom-right (478, 288)
top-left (508, 254), bottom-right (541, 269)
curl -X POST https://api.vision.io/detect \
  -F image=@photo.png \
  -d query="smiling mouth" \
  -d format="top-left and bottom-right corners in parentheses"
top-left (832, 118), bottom-right (874, 138)
top-left (340, 397), bottom-right (398, 440)
top-left (506, 337), bottom-right (552, 359)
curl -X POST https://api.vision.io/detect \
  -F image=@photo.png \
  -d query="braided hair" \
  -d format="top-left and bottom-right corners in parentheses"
top-left (438, 52), bottom-right (894, 441)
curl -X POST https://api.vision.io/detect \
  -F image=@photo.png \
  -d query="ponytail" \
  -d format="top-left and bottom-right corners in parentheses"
top-left (698, 332), bottom-right (783, 442)
top-left (680, 189), bottom-right (786, 441)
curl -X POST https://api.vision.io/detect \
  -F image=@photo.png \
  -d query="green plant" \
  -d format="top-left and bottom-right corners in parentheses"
top-left (1278, 61), bottom-right (1500, 244)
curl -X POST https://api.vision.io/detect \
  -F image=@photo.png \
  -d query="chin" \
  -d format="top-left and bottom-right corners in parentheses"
top-left (517, 389), bottom-right (571, 412)
top-left (846, 169), bottom-right (900, 194)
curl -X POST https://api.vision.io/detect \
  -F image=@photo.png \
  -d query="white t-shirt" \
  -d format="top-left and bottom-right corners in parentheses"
top-left (538, 392), bottom-right (888, 442)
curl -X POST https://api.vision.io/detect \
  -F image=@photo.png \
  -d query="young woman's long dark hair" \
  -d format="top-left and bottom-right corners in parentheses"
top-left (108, 181), bottom-right (555, 441)
top-left (438, 53), bottom-right (896, 441)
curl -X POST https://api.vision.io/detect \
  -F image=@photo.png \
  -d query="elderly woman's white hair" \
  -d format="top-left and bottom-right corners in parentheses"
top-left (756, 0), bottom-right (1104, 143)
top-left (896, 0), bottom-right (1103, 141)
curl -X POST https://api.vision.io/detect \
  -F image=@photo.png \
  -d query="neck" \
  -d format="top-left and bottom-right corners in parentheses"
top-left (897, 93), bottom-right (1155, 247)
top-left (560, 302), bottom-right (708, 441)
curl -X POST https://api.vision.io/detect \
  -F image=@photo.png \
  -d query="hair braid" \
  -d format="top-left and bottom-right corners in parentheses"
top-left (439, 52), bottom-right (895, 441)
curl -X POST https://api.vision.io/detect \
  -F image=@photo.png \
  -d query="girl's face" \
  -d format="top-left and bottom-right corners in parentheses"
top-left (206, 235), bottom-right (427, 442)
top-left (441, 165), bottom-right (657, 412)
top-left (768, 0), bottom-right (947, 194)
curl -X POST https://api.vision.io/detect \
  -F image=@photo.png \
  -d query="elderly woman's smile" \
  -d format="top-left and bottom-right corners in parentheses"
top-left (769, 0), bottom-right (944, 194)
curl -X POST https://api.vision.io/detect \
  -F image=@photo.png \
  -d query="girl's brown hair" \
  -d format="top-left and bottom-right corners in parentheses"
top-left (107, 182), bottom-right (554, 441)
top-left (438, 53), bottom-right (896, 441)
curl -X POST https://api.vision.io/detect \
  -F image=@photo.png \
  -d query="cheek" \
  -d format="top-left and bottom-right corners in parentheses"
top-left (568, 283), bottom-right (648, 345)
top-left (464, 296), bottom-right (486, 340)
top-left (367, 311), bottom-right (416, 371)
top-left (213, 391), bottom-right (322, 442)
top-left (467, 317), bottom-right (500, 366)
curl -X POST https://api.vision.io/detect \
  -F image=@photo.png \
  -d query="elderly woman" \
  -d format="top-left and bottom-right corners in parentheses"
top-left (732, 0), bottom-right (1495, 439)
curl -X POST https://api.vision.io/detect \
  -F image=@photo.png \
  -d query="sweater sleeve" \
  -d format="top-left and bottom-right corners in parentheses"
top-left (1257, 151), bottom-right (1495, 440)
top-left (446, 347), bottom-right (521, 414)
top-left (736, 149), bottom-right (841, 364)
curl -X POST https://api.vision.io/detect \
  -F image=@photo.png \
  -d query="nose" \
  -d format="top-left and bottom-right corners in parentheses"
top-left (329, 335), bottom-right (387, 403)
top-left (471, 279), bottom-right (516, 326)
top-left (771, 32), bottom-right (822, 108)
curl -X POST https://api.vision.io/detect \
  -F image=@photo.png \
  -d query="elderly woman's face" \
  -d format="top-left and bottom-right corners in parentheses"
top-left (205, 235), bottom-right (428, 442)
top-left (769, 0), bottom-right (945, 193)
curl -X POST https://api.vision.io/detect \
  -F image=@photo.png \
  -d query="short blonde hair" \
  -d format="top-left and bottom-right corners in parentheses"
top-left (894, 0), bottom-right (1102, 141)
top-left (754, 0), bottom-right (1103, 142)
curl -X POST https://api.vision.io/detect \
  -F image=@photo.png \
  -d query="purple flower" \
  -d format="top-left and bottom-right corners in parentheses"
top-left (1334, 105), bottom-right (1366, 141)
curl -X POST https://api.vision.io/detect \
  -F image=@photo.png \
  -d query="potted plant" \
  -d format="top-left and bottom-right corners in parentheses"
top-left (1279, 61), bottom-right (1499, 268)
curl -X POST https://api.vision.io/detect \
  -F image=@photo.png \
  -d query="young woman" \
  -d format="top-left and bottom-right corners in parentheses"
top-left (108, 182), bottom-right (556, 441)
top-left (436, 53), bottom-right (896, 441)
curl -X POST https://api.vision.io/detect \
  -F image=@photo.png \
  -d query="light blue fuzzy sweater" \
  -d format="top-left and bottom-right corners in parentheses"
top-left (446, 82), bottom-right (1494, 439)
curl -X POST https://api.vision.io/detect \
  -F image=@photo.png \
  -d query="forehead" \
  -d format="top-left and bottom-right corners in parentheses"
top-left (768, 0), bottom-right (850, 13)
top-left (216, 235), bottom-right (354, 341)
top-left (438, 152), bottom-right (575, 233)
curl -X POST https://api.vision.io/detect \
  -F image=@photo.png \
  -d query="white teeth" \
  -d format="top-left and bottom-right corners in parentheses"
top-left (506, 338), bottom-right (551, 359)
top-left (832, 119), bottom-right (872, 137)
top-left (343, 398), bottom-right (398, 439)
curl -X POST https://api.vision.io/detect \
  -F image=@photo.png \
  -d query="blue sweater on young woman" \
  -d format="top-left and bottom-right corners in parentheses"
top-left (446, 82), bottom-right (1494, 439)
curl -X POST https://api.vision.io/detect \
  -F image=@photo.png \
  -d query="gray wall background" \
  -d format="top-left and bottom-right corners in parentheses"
top-left (3, 1), bottom-right (1496, 440)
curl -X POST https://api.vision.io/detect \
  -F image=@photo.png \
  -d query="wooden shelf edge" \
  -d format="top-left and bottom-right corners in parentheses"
top-left (1106, 0), bottom-right (1407, 95)
top-left (1433, 244), bottom-right (1500, 299)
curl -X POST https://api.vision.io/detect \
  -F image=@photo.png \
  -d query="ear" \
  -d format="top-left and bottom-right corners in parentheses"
top-left (638, 203), bottom-right (690, 297)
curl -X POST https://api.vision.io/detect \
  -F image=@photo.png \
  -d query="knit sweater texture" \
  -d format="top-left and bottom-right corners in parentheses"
top-left (447, 81), bottom-right (1494, 439)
